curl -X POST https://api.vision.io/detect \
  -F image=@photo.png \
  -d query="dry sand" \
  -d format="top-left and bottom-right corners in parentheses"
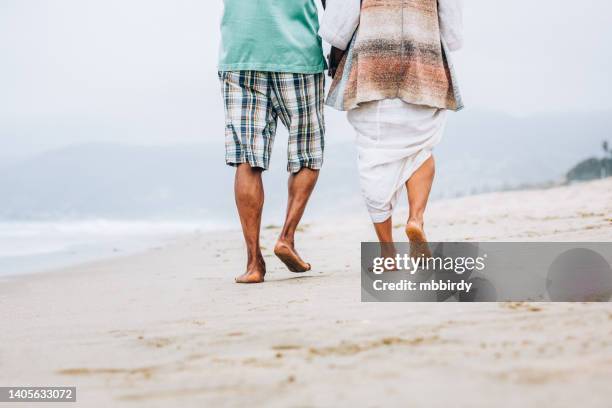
top-left (1, 179), bottom-right (612, 407)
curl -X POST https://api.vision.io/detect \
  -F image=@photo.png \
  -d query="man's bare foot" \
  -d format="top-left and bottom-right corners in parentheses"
top-left (235, 258), bottom-right (266, 284)
top-left (274, 240), bottom-right (311, 273)
top-left (406, 220), bottom-right (432, 258)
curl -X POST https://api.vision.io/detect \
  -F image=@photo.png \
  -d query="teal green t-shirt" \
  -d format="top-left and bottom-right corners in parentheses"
top-left (219, 0), bottom-right (326, 74)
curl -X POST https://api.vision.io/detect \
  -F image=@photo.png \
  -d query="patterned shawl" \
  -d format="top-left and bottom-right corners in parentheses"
top-left (327, 0), bottom-right (463, 111)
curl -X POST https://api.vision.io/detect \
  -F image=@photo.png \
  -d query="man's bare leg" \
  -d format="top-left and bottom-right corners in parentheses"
top-left (406, 156), bottom-right (435, 257)
top-left (234, 164), bottom-right (266, 283)
top-left (274, 168), bottom-right (319, 272)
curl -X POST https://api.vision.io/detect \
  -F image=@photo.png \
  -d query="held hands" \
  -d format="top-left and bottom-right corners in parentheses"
top-left (327, 46), bottom-right (346, 79)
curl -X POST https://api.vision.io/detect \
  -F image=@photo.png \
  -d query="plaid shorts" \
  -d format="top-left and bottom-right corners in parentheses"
top-left (219, 71), bottom-right (325, 173)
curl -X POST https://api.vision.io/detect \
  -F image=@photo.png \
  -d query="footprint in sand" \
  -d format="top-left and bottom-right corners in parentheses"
top-left (501, 302), bottom-right (543, 312)
top-left (108, 329), bottom-right (144, 338)
top-left (58, 366), bottom-right (157, 379)
top-left (308, 336), bottom-right (440, 357)
top-left (138, 336), bottom-right (174, 348)
top-left (272, 344), bottom-right (302, 351)
top-left (496, 367), bottom-right (569, 385)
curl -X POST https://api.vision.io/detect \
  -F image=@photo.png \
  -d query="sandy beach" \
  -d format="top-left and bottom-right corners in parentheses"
top-left (1, 179), bottom-right (612, 407)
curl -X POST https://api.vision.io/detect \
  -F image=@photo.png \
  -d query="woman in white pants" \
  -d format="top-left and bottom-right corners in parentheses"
top-left (320, 0), bottom-right (464, 246)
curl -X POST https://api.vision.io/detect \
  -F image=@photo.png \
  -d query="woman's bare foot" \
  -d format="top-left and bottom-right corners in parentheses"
top-left (274, 240), bottom-right (311, 273)
top-left (406, 220), bottom-right (427, 241)
top-left (406, 220), bottom-right (432, 258)
top-left (235, 258), bottom-right (266, 284)
top-left (368, 242), bottom-right (398, 273)
top-left (380, 242), bottom-right (398, 265)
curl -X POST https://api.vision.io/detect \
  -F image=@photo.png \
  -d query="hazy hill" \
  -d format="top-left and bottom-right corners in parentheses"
top-left (0, 112), bottom-right (609, 222)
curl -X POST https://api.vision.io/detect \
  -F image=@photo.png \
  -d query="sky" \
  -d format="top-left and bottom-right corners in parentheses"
top-left (1, 0), bottom-right (612, 159)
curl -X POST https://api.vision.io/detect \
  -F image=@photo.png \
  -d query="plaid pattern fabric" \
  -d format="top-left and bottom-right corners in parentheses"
top-left (219, 71), bottom-right (325, 173)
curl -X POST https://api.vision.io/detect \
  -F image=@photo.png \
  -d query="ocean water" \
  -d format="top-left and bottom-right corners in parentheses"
top-left (0, 220), bottom-right (226, 277)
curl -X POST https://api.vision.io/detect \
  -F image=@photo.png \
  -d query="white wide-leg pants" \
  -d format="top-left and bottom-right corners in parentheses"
top-left (347, 98), bottom-right (447, 223)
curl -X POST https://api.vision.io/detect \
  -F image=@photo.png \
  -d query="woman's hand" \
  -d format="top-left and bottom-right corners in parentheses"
top-left (328, 46), bottom-right (345, 78)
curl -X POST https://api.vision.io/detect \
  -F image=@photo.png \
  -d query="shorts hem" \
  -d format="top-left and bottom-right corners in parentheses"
top-left (287, 158), bottom-right (323, 174)
top-left (226, 158), bottom-right (269, 171)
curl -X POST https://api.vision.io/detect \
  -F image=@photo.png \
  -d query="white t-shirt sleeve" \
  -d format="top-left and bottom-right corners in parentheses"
top-left (318, 0), bottom-right (361, 50)
top-left (438, 0), bottom-right (464, 51)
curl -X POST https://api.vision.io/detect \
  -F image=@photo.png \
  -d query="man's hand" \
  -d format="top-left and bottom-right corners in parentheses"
top-left (327, 46), bottom-right (345, 79)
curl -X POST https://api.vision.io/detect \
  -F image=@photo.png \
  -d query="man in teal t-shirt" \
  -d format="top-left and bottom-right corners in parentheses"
top-left (219, 0), bottom-right (326, 73)
top-left (218, 0), bottom-right (327, 284)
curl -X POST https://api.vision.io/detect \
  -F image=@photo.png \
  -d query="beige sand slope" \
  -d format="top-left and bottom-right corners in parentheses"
top-left (1, 179), bottom-right (611, 407)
